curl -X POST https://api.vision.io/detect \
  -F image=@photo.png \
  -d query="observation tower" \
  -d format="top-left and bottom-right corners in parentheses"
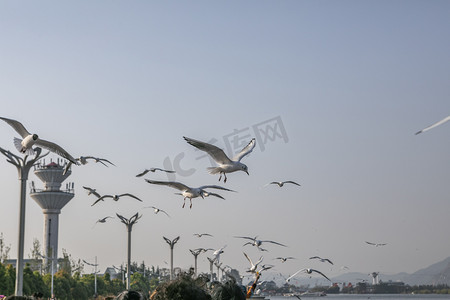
top-left (30, 158), bottom-right (75, 272)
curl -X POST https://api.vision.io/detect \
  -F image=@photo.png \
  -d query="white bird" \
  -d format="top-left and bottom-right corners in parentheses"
top-left (286, 268), bottom-right (330, 282)
top-left (309, 256), bottom-right (333, 265)
top-left (136, 168), bottom-right (175, 177)
top-left (91, 193), bottom-right (142, 206)
top-left (274, 257), bottom-right (295, 263)
top-left (144, 206), bottom-right (170, 218)
top-left (183, 136), bottom-right (256, 183)
top-left (0, 116), bottom-right (77, 163)
top-left (193, 233), bottom-right (213, 238)
top-left (266, 180), bottom-right (301, 187)
top-left (235, 236), bottom-right (287, 251)
top-left (415, 115), bottom-right (450, 135)
top-left (365, 241), bottom-right (387, 247)
top-left (212, 245), bottom-right (227, 262)
top-left (145, 179), bottom-right (235, 208)
top-left (83, 186), bottom-right (101, 198)
top-left (243, 252), bottom-right (264, 273)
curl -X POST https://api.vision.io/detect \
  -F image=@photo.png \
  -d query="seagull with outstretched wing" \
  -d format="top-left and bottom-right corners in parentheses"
top-left (145, 179), bottom-right (235, 208)
top-left (184, 136), bottom-right (255, 183)
top-left (266, 180), bottom-right (301, 187)
top-left (136, 168), bottom-right (175, 177)
top-left (0, 116), bottom-right (77, 164)
top-left (91, 193), bottom-right (142, 206)
top-left (286, 268), bottom-right (331, 282)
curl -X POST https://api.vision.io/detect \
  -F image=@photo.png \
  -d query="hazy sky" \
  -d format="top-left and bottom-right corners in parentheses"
top-left (1, 1), bottom-right (449, 284)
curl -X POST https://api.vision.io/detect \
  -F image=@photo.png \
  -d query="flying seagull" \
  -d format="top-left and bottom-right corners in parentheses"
top-left (212, 245), bottom-right (227, 262)
top-left (309, 256), bottom-right (333, 265)
top-left (144, 206), bottom-right (170, 218)
top-left (415, 115), bottom-right (450, 135)
top-left (266, 181), bottom-right (301, 187)
top-left (235, 236), bottom-right (287, 251)
top-left (92, 216), bottom-right (113, 228)
top-left (95, 216), bottom-right (113, 224)
top-left (193, 233), bottom-right (213, 238)
top-left (63, 156), bottom-right (115, 175)
top-left (83, 186), bottom-right (101, 198)
top-left (365, 241), bottom-right (387, 247)
top-left (243, 252), bottom-right (263, 274)
top-left (145, 179), bottom-right (235, 208)
top-left (0, 116), bottom-right (77, 164)
top-left (286, 268), bottom-right (331, 282)
top-left (274, 257), bottom-right (295, 263)
top-left (183, 136), bottom-right (256, 183)
top-left (136, 168), bottom-right (175, 177)
top-left (91, 193), bottom-right (142, 206)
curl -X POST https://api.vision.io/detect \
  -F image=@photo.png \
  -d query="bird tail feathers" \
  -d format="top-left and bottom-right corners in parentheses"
top-left (207, 167), bottom-right (221, 174)
top-left (14, 137), bottom-right (35, 155)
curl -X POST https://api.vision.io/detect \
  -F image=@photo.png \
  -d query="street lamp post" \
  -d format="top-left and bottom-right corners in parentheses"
top-left (0, 146), bottom-right (48, 296)
top-left (163, 236), bottom-right (180, 280)
top-left (116, 213), bottom-right (141, 290)
top-left (207, 257), bottom-right (215, 283)
top-left (83, 257), bottom-right (99, 298)
top-left (189, 249), bottom-right (202, 277)
top-left (37, 252), bottom-right (55, 298)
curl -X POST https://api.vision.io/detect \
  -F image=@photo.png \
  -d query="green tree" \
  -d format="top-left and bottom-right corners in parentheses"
top-left (0, 233), bottom-right (11, 264)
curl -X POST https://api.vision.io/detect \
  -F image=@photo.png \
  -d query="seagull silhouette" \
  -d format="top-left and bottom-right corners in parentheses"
top-left (145, 179), bottom-right (235, 208)
top-left (365, 241), bottom-right (387, 247)
top-left (184, 136), bottom-right (256, 183)
top-left (92, 216), bottom-right (113, 228)
top-left (136, 168), bottom-right (175, 177)
top-left (193, 233), bottom-right (213, 238)
top-left (91, 193), bottom-right (142, 206)
top-left (274, 257), bottom-right (295, 263)
top-left (309, 256), bottom-right (333, 265)
top-left (266, 180), bottom-right (301, 187)
top-left (0, 116), bottom-right (77, 163)
top-left (286, 268), bottom-right (330, 282)
top-left (235, 236), bottom-right (286, 251)
top-left (144, 206), bottom-right (170, 218)
top-left (83, 186), bottom-right (101, 198)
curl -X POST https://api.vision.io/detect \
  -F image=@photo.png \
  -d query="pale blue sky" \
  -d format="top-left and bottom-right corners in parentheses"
top-left (1, 1), bottom-right (449, 283)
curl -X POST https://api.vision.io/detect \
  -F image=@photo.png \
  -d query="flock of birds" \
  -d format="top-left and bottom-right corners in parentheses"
top-left (0, 114), bottom-right (448, 285)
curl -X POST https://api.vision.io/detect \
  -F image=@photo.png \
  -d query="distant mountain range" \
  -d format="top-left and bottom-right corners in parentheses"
top-left (332, 256), bottom-right (450, 286)
top-left (260, 256), bottom-right (450, 287)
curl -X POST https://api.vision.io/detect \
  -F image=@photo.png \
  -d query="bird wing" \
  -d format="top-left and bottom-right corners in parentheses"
top-left (206, 192), bottom-right (225, 200)
top-left (35, 139), bottom-right (78, 164)
top-left (309, 256), bottom-right (321, 260)
top-left (365, 241), bottom-right (376, 246)
top-left (284, 180), bottom-right (301, 186)
top-left (325, 259), bottom-right (333, 265)
top-left (160, 209), bottom-right (170, 217)
top-left (97, 158), bottom-right (115, 166)
top-left (0, 117), bottom-right (31, 138)
top-left (184, 136), bottom-right (232, 164)
top-left (91, 196), bottom-right (109, 206)
top-left (232, 138), bottom-right (256, 162)
top-left (152, 167), bottom-right (176, 173)
top-left (286, 268), bottom-right (307, 282)
top-left (198, 185), bottom-right (236, 192)
top-left (119, 193), bottom-right (142, 202)
top-left (243, 252), bottom-right (254, 266)
top-left (311, 269), bottom-right (331, 281)
top-left (415, 115), bottom-right (450, 134)
top-left (262, 240), bottom-right (287, 247)
top-left (136, 169), bottom-right (149, 177)
top-left (145, 179), bottom-right (190, 191)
